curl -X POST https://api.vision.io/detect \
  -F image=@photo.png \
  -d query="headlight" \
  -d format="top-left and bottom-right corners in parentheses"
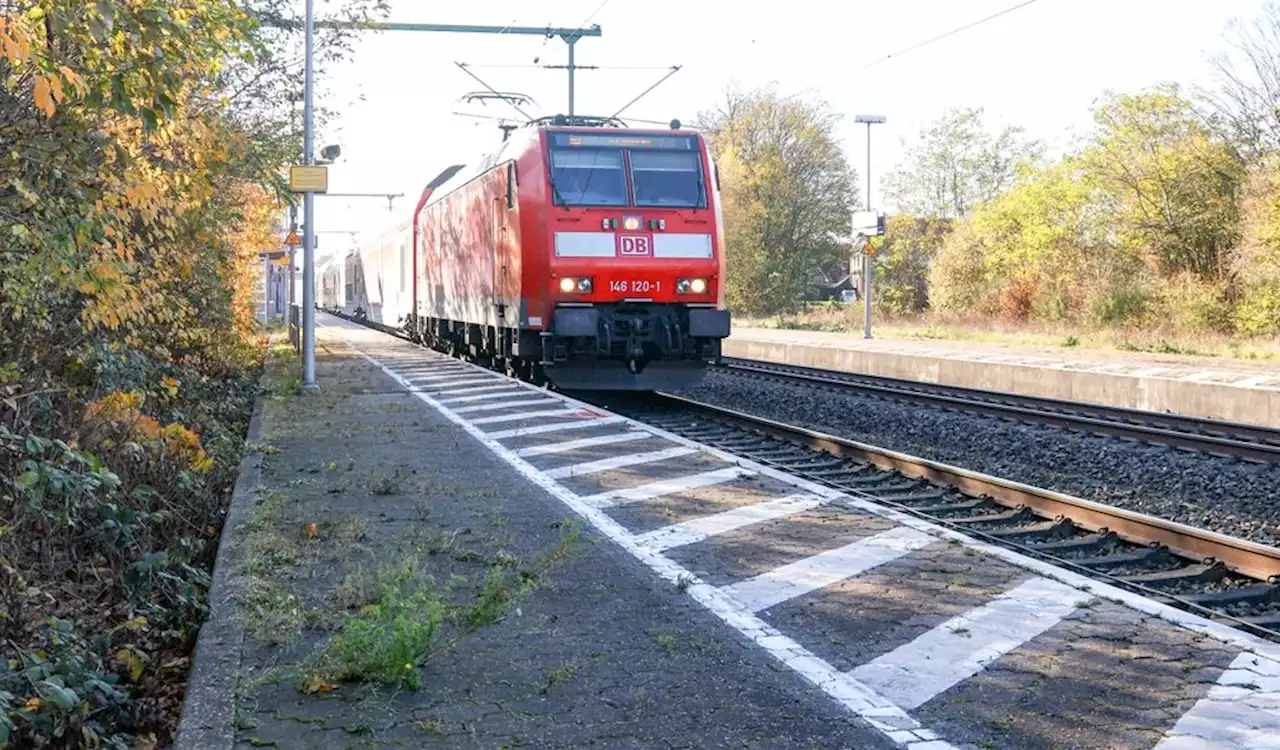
top-left (558, 277), bottom-right (593, 294)
top-left (576, 277), bottom-right (593, 293)
top-left (559, 277), bottom-right (576, 293)
top-left (677, 278), bottom-right (708, 294)
top-left (676, 278), bottom-right (691, 294)
top-left (622, 215), bottom-right (642, 231)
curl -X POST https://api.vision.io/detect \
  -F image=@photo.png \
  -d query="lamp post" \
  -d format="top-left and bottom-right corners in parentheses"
top-left (300, 0), bottom-right (318, 390)
top-left (854, 114), bottom-right (886, 340)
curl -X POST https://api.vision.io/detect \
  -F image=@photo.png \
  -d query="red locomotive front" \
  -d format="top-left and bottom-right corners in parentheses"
top-left (526, 124), bottom-right (731, 389)
top-left (398, 117), bottom-right (731, 391)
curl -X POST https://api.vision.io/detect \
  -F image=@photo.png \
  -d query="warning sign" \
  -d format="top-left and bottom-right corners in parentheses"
top-left (284, 229), bottom-right (301, 246)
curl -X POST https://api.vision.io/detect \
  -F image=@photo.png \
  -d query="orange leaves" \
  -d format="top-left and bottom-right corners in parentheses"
top-left (0, 16), bottom-right (33, 66)
top-left (85, 390), bottom-right (214, 473)
top-left (33, 75), bottom-right (54, 117)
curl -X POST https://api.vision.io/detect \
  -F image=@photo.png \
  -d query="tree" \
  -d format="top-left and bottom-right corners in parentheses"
top-left (882, 107), bottom-right (1042, 219)
top-left (1204, 1), bottom-right (1280, 161)
top-left (1080, 87), bottom-right (1245, 281)
top-left (868, 215), bottom-right (953, 314)
top-left (697, 86), bottom-right (857, 315)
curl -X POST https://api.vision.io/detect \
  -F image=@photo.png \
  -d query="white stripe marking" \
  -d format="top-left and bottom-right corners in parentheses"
top-left (544, 446), bottom-right (698, 479)
top-left (635, 493), bottom-right (828, 552)
top-left (415, 377), bottom-right (504, 390)
top-left (581, 467), bottom-right (751, 508)
top-left (850, 577), bottom-right (1080, 710)
top-left (436, 388), bottom-right (529, 404)
top-left (720, 527), bottom-right (935, 613)
top-left (1155, 651), bottom-right (1280, 749)
top-left (485, 416), bottom-right (628, 440)
top-left (468, 408), bottom-right (582, 425)
top-left (515, 431), bottom-right (653, 458)
top-left (407, 372), bottom-right (494, 383)
top-left (433, 384), bottom-right (524, 398)
top-left (451, 397), bottom-right (562, 415)
top-left (328, 323), bottom-right (959, 748)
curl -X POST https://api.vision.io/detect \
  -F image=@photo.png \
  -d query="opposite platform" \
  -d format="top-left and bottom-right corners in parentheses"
top-left (723, 327), bottom-right (1280, 427)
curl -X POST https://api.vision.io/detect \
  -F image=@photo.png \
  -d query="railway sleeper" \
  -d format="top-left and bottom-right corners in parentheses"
top-left (1068, 546), bottom-right (1171, 572)
top-left (1163, 582), bottom-right (1280, 609)
top-left (1118, 562), bottom-right (1229, 589)
top-left (1028, 532), bottom-right (1117, 555)
top-left (903, 497), bottom-right (993, 515)
top-left (944, 506), bottom-right (1039, 528)
top-left (982, 518), bottom-right (1077, 543)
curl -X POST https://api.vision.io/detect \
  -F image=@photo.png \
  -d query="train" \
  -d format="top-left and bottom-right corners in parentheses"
top-left (320, 115), bottom-right (732, 390)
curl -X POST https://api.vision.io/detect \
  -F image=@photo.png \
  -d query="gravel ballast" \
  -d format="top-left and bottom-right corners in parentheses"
top-left (674, 369), bottom-right (1280, 547)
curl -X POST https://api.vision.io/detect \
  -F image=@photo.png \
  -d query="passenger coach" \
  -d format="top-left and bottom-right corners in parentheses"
top-left (331, 116), bottom-right (732, 390)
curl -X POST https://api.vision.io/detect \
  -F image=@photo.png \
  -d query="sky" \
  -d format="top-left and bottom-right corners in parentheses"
top-left (305, 0), bottom-right (1267, 255)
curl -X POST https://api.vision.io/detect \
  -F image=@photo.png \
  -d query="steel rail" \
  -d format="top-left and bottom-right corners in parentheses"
top-left (720, 358), bottom-right (1280, 464)
top-left (655, 392), bottom-right (1280, 583)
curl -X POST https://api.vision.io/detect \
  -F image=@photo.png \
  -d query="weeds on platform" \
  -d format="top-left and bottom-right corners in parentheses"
top-left (300, 519), bottom-right (584, 693)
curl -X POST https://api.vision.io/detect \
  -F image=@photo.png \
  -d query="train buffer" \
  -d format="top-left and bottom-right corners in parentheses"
top-left (177, 315), bottom-right (1280, 750)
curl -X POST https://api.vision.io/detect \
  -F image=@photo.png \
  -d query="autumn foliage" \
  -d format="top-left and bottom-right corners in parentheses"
top-left (0, 1), bottom-right (316, 746)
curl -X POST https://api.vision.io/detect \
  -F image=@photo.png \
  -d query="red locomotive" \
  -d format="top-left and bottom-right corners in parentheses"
top-left (321, 115), bottom-right (731, 390)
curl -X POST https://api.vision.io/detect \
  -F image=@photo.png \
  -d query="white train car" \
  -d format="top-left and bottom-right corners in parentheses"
top-left (349, 220), bottom-right (413, 327)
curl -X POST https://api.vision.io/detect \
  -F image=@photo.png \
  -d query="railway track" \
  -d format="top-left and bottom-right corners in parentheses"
top-left (596, 391), bottom-right (1280, 641)
top-left (718, 357), bottom-right (1280, 464)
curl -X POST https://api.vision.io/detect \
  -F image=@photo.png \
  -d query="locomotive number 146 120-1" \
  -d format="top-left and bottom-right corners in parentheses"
top-left (609, 280), bottom-right (660, 293)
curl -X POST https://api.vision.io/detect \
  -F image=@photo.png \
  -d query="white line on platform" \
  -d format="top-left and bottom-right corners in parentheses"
top-left (1155, 651), bottom-right (1280, 749)
top-left (413, 377), bottom-right (503, 390)
top-left (407, 372), bottom-right (495, 383)
top-left (544, 446), bottom-right (699, 480)
top-left (514, 431), bottom-right (654, 458)
top-left (720, 526), bottom-right (936, 613)
top-left (634, 493), bottom-right (828, 552)
top-left (450, 397), bottom-right (562, 415)
top-left (485, 416), bottom-right (628, 440)
top-left (849, 576), bottom-right (1080, 710)
top-left (467, 407), bottom-right (582, 425)
top-left (436, 388), bottom-right (529, 403)
top-left (581, 466), bottom-right (752, 508)
top-left (434, 384), bottom-right (524, 398)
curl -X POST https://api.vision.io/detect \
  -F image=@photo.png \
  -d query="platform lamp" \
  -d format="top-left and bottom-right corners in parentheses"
top-left (854, 114), bottom-right (886, 340)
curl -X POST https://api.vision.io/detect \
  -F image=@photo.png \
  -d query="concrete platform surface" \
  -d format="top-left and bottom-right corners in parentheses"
top-left (177, 315), bottom-right (1280, 750)
top-left (724, 327), bottom-right (1280, 427)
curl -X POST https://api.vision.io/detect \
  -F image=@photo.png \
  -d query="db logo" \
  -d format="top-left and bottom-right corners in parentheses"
top-left (618, 234), bottom-right (652, 257)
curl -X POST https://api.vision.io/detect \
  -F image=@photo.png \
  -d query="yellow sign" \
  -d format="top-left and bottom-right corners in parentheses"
top-left (289, 165), bottom-right (328, 193)
top-left (283, 229), bottom-right (301, 246)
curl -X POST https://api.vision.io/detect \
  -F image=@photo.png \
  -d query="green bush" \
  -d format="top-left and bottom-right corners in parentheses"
top-left (1088, 282), bottom-right (1155, 327)
top-left (1235, 281), bottom-right (1280, 334)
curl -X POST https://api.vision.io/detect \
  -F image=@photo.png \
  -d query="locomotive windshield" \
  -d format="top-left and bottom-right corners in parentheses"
top-left (549, 132), bottom-right (707, 209)
top-left (630, 151), bottom-right (704, 208)
top-left (549, 148), bottom-right (629, 206)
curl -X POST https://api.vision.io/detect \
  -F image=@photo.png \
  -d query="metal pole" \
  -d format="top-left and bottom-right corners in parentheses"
top-left (567, 39), bottom-right (576, 116)
top-left (863, 122), bottom-right (873, 340)
top-left (301, 0), bottom-right (319, 389)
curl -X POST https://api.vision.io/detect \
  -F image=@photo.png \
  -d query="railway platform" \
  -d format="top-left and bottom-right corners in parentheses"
top-left (178, 315), bottom-right (1280, 749)
top-left (723, 327), bottom-right (1280, 428)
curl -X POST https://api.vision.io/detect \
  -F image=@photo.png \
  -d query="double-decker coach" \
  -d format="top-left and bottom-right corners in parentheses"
top-left (345, 116), bottom-right (732, 390)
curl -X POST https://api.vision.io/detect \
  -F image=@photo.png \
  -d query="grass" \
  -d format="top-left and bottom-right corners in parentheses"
top-left (741, 309), bottom-right (1280, 362)
top-left (302, 518), bottom-right (585, 692)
